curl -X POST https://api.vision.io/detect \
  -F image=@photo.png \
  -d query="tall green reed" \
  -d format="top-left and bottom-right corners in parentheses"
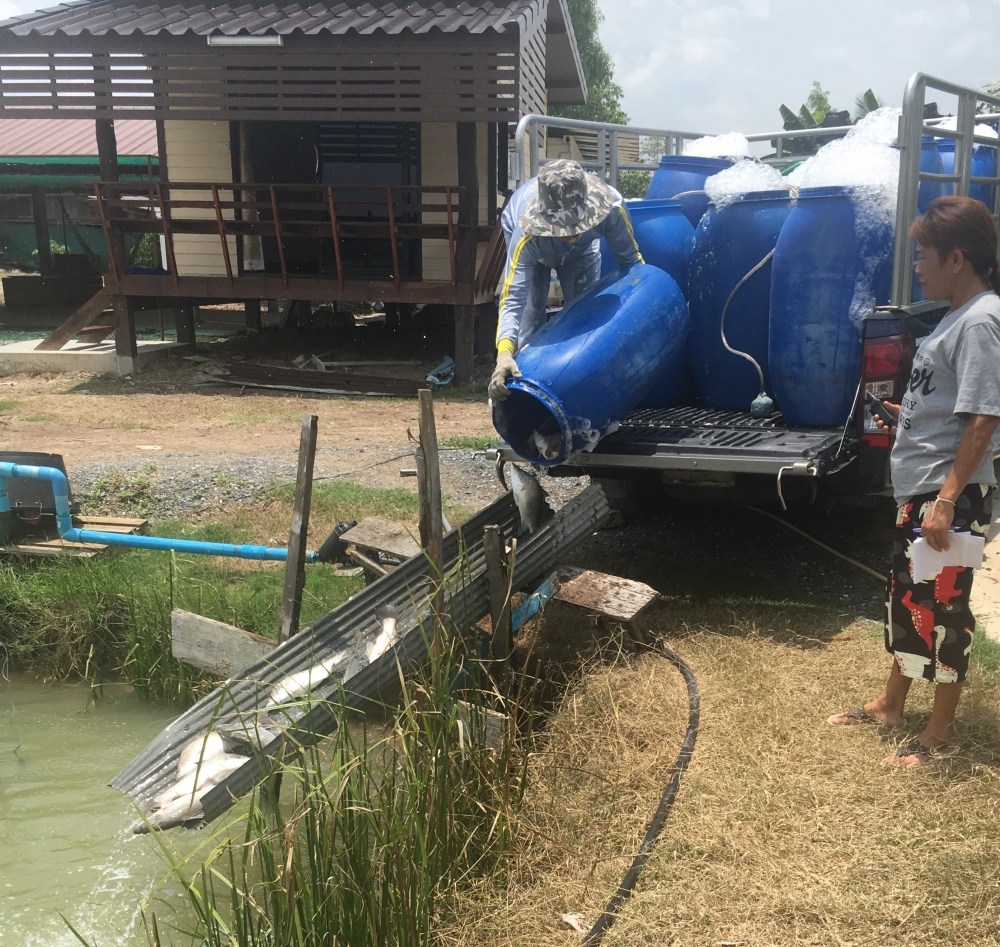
top-left (145, 625), bottom-right (533, 946)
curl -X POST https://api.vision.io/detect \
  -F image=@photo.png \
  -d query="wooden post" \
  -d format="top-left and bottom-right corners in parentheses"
top-left (454, 122), bottom-right (479, 385)
top-left (113, 297), bottom-right (138, 360)
top-left (245, 298), bottom-right (262, 336)
top-left (176, 299), bottom-right (197, 346)
top-left (278, 413), bottom-right (318, 645)
top-left (416, 389), bottom-right (445, 647)
top-left (483, 525), bottom-right (514, 663)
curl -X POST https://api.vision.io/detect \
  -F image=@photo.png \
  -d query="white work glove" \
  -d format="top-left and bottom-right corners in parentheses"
top-left (489, 351), bottom-right (521, 401)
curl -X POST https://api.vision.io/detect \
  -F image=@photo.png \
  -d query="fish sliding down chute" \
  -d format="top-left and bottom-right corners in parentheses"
top-left (113, 487), bottom-right (612, 831)
top-left (492, 264), bottom-right (689, 466)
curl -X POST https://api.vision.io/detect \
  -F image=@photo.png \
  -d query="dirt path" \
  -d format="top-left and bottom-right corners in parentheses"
top-left (0, 363), bottom-right (498, 495)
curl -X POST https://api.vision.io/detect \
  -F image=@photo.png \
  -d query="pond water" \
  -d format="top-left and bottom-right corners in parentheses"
top-left (0, 674), bottom-right (216, 946)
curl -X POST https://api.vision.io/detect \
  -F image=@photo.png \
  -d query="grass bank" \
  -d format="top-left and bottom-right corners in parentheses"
top-left (440, 613), bottom-right (1000, 946)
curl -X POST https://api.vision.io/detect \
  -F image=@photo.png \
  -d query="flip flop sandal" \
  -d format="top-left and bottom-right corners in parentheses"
top-left (891, 737), bottom-right (959, 764)
top-left (827, 706), bottom-right (893, 727)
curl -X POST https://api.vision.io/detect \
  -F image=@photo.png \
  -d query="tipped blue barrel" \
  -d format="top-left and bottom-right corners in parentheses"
top-left (492, 264), bottom-right (689, 465)
top-left (937, 138), bottom-right (997, 209)
top-left (600, 199), bottom-right (695, 292)
top-left (645, 155), bottom-right (735, 226)
top-left (687, 189), bottom-right (793, 410)
top-left (769, 186), bottom-right (894, 427)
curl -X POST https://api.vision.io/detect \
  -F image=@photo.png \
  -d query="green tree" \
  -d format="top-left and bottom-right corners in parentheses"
top-left (806, 81), bottom-right (835, 121)
top-left (550, 0), bottom-right (628, 125)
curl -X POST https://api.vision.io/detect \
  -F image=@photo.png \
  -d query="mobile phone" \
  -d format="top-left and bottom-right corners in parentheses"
top-left (865, 391), bottom-right (895, 426)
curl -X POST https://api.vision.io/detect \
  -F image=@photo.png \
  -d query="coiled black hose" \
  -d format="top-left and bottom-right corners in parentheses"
top-left (582, 644), bottom-right (700, 946)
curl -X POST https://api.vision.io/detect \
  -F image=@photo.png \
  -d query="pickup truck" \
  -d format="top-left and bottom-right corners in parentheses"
top-left (490, 73), bottom-right (1000, 512)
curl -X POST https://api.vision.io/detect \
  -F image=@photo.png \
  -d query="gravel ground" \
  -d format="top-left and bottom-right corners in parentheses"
top-left (63, 444), bottom-right (885, 619)
top-left (67, 447), bottom-right (589, 522)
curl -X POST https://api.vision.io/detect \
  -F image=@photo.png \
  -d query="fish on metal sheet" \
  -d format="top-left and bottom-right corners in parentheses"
top-left (367, 604), bottom-right (402, 663)
top-left (176, 730), bottom-right (225, 777)
top-left (267, 653), bottom-right (345, 708)
top-left (508, 463), bottom-right (554, 535)
top-left (151, 752), bottom-right (250, 811)
top-left (135, 752), bottom-right (252, 833)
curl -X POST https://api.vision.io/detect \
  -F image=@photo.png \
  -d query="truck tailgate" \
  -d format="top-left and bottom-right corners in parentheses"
top-left (513, 405), bottom-right (856, 477)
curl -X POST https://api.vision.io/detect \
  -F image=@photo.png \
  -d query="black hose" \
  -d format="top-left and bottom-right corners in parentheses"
top-left (582, 644), bottom-right (700, 946)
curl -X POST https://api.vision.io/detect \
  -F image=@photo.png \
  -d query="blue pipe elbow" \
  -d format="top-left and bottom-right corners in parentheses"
top-left (0, 462), bottom-right (318, 563)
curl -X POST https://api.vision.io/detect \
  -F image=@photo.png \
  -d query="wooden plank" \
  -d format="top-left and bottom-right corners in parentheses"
top-left (171, 608), bottom-right (275, 677)
top-left (554, 566), bottom-right (659, 624)
top-left (3, 542), bottom-right (98, 558)
top-left (75, 515), bottom-right (147, 530)
top-left (34, 287), bottom-right (112, 351)
top-left (346, 546), bottom-right (390, 581)
top-left (416, 388), bottom-right (444, 651)
top-left (278, 413), bottom-right (318, 645)
top-left (339, 517), bottom-right (420, 561)
top-left (454, 699), bottom-right (508, 751)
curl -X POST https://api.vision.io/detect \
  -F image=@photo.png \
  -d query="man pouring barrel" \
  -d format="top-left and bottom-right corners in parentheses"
top-left (488, 159), bottom-right (644, 402)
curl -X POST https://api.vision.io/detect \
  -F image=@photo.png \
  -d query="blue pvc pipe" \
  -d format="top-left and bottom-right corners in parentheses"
top-left (512, 575), bottom-right (558, 632)
top-left (0, 462), bottom-right (318, 563)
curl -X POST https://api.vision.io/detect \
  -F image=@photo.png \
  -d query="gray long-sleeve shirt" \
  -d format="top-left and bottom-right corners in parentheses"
top-left (495, 179), bottom-right (642, 353)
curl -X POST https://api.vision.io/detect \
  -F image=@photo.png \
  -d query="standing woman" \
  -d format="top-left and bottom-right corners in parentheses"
top-left (829, 196), bottom-right (1000, 766)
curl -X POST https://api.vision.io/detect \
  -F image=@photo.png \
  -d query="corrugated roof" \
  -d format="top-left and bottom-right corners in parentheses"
top-left (0, 118), bottom-right (157, 156)
top-left (0, 0), bottom-right (540, 38)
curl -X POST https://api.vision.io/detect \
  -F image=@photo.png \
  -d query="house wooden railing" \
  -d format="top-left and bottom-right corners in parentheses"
top-left (93, 181), bottom-right (480, 292)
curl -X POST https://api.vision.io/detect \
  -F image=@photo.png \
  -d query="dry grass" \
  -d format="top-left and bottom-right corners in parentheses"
top-left (440, 605), bottom-right (1000, 947)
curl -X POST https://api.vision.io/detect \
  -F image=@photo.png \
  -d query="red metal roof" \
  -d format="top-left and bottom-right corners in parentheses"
top-left (0, 0), bottom-right (540, 38)
top-left (0, 118), bottom-right (157, 156)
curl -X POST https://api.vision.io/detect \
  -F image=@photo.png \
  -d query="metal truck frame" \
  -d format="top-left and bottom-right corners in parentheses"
top-left (491, 73), bottom-right (1000, 511)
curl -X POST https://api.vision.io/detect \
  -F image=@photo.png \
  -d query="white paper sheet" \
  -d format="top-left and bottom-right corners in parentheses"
top-left (911, 532), bottom-right (986, 583)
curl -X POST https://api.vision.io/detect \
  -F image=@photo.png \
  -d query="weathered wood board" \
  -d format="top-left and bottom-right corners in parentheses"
top-left (340, 517), bottom-right (421, 560)
top-left (554, 566), bottom-right (659, 626)
top-left (2, 514), bottom-right (147, 558)
top-left (171, 608), bottom-right (276, 677)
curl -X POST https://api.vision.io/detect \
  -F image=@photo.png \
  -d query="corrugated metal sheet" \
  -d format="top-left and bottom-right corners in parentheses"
top-left (111, 483), bottom-right (612, 831)
top-left (0, 118), bottom-right (156, 156)
top-left (1, 0), bottom-right (540, 38)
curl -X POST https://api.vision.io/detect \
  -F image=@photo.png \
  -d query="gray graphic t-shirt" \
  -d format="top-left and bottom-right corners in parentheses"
top-left (890, 291), bottom-right (1000, 503)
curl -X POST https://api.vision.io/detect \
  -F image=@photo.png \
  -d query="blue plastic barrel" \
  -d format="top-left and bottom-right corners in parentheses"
top-left (917, 135), bottom-right (948, 213)
top-left (937, 138), bottom-right (997, 208)
top-left (687, 190), bottom-right (793, 410)
top-left (769, 186), bottom-right (894, 426)
top-left (600, 199), bottom-right (695, 292)
top-left (645, 155), bottom-right (735, 226)
top-left (492, 264), bottom-right (689, 465)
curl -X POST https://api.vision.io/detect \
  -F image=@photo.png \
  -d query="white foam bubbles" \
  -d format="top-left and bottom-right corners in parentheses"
top-left (704, 160), bottom-right (789, 210)
top-left (683, 132), bottom-right (751, 158)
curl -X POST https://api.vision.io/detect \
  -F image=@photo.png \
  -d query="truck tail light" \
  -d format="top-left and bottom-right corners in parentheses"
top-left (859, 334), bottom-right (913, 445)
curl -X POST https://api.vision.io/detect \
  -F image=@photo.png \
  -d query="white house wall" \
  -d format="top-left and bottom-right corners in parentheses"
top-left (162, 120), bottom-right (236, 276)
top-left (420, 122), bottom-right (491, 282)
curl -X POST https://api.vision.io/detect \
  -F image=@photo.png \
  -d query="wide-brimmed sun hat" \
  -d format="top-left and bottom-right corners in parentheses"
top-left (518, 159), bottom-right (616, 237)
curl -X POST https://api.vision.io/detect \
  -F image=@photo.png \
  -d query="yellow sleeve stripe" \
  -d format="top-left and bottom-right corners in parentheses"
top-left (497, 338), bottom-right (516, 356)
top-left (617, 205), bottom-right (645, 263)
top-left (497, 232), bottom-right (532, 347)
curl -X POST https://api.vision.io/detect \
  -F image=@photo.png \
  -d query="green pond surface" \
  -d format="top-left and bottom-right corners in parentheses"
top-left (0, 676), bottom-right (215, 946)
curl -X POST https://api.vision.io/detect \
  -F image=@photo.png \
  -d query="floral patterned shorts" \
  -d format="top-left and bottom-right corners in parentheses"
top-left (885, 483), bottom-right (994, 684)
